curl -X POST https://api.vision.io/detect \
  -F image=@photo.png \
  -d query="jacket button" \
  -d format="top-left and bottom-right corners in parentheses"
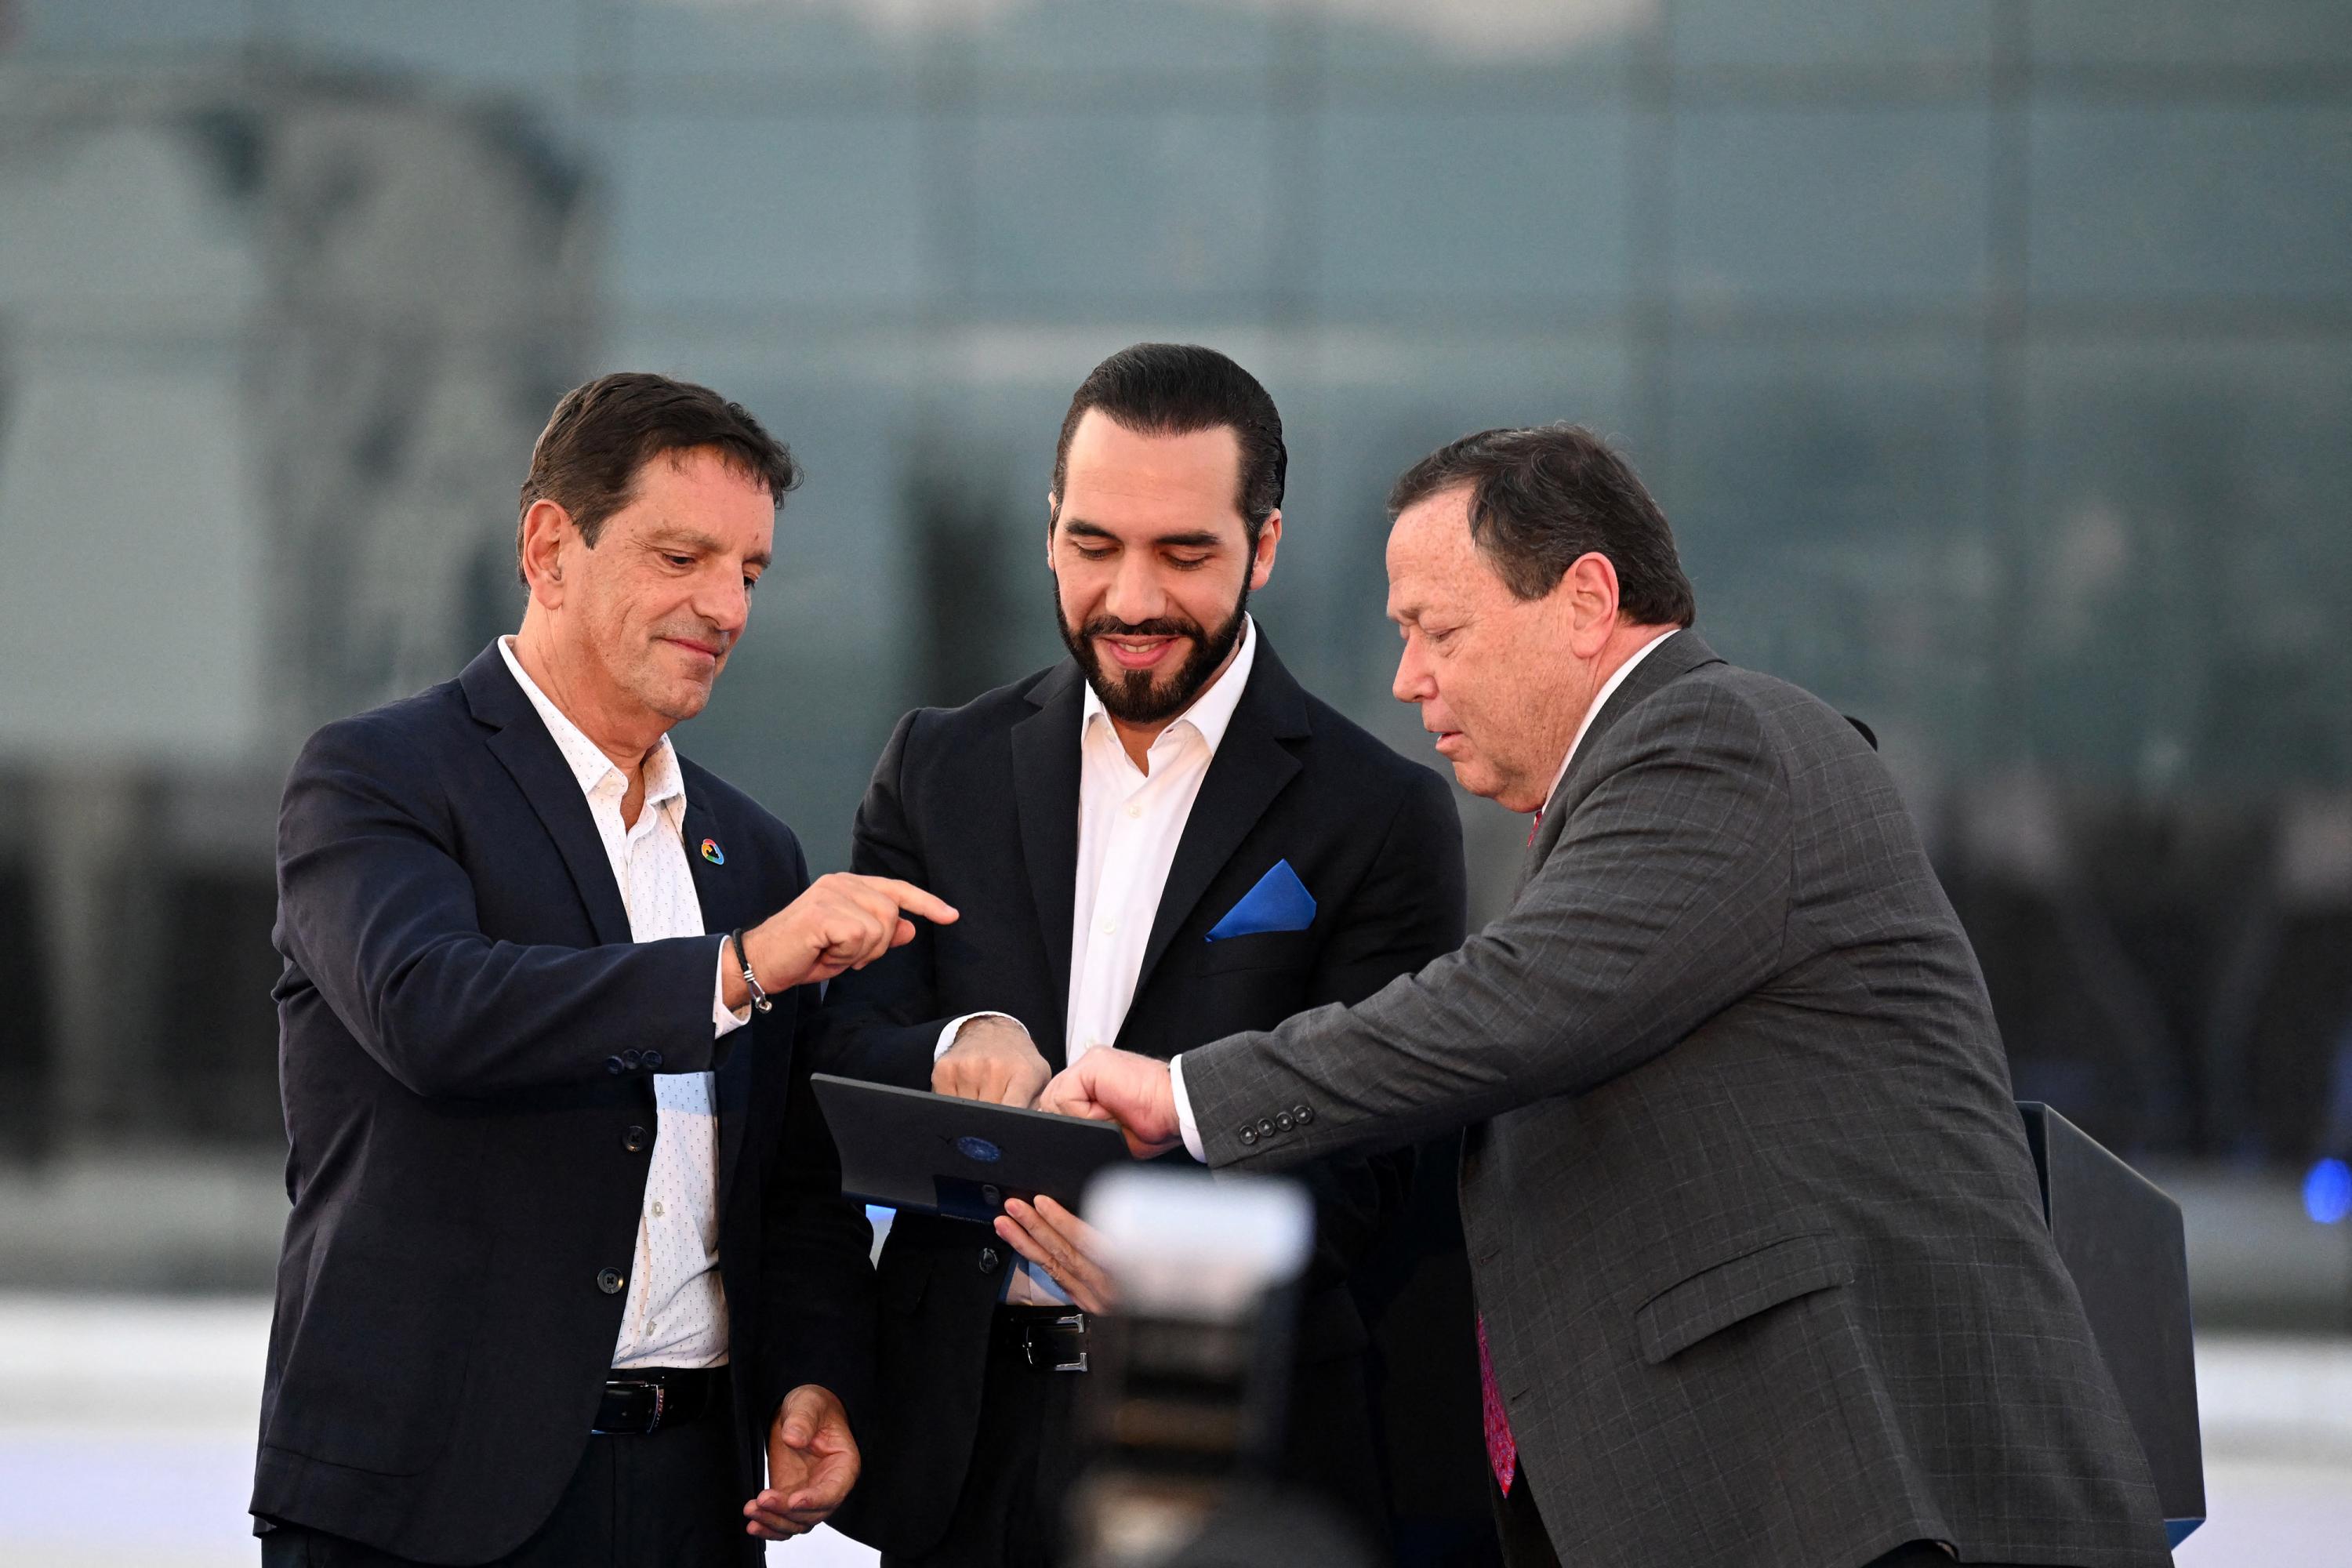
top-left (597, 1269), bottom-right (625, 1294)
top-left (1275, 1112), bottom-right (1294, 1132)
top-left (622, 1048), bottom-right (644, 1070)
top-left (623, 1125), bottom-right (648, 1152)
top-left (977, 1247), bottom-right (1002, 1276)
top-left (605, 1055), bottom-right (626, 1075)
top-left (642, 1049), bottom-right (665, 1069)
top-left (1239, 1127), bottom-right (1258, 1146)
top-left (1293, 1104), bottom-right (1313, 1125)
top-left (1257, 1118), bottom-right (1276, 1139)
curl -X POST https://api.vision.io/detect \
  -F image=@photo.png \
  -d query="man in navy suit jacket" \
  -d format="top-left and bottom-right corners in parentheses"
top-left (821, 345), bottom-right (1468, 1566)
top-left (253, 373), bottom-right (953, 1566)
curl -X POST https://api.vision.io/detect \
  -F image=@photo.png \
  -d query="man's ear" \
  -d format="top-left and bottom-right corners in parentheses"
top-left (518, 499), bottom-right (573, 608)
top-left (1044, 493), bottom-right (1059, 569)
top-left (1561, 551), bottom-right (1623, 654)
top-left (1248, 509), bottom-right (1283, 591)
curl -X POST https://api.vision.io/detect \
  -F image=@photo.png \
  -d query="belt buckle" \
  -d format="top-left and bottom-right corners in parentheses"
top-left (602, 1377), bottom-right (667, 1434)
top-left (1025, 1311), bottom-right (1088, 1373)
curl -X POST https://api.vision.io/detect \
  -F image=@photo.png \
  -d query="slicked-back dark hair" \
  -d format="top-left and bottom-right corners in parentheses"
top-left (515, 371), bottom-right (800, 583)
top-left (1388, 423), bottom-right (1697, 626)
top-left (1051, 343), bottom-right (1286, 544)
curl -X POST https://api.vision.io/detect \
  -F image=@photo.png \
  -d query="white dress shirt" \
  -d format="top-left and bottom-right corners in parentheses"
top-left (940, 618), bottom-right (1259, 1302)
top-left (498, 637), bottom-right (750, 1369)
top-left (1167, 627), bottom-right (1679, 1159)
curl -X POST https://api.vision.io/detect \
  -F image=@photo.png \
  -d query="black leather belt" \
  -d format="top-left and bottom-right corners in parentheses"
top-left (593, 1365), bottom-right (721, 1434)
top-left (993, 1307), bottom-right (1089, 1373)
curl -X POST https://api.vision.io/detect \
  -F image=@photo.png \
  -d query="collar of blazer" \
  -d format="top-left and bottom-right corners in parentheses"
top-left (462, 641), bottom-right (638, 949)
top-left (460, 640), bottom-right (764, 1194)
top-left (1526, 629), bottom-right (1725, 872)
top-left (456, 639), bottom-right (762, 949)
top-left (1007, 634), bottom-right (1314, 1042)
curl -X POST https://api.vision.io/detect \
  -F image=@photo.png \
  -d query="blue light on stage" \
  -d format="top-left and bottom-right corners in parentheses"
top-left (2305, 1159), bottom-right (2352, 1225)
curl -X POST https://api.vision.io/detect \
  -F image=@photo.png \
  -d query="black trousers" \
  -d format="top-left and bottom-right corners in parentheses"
top-left (887, 1324), bottom-right (1386, 1568)
top-left (1487, 1468), bottom-right (2045, 1568)
top-left (260, 1379), bottom-right (751, 1568)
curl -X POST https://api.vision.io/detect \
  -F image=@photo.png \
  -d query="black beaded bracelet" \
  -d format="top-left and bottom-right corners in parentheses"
top-left (728, 927), bottom-right (773, 1013)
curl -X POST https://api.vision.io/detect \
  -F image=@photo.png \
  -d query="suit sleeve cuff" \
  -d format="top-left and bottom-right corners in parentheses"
top-left (1168, 1053), bottom-right (1207, 1163)
top-left (713, 940), bottom-right (752, 1037)
top-left (936, 1011), bottom-right (1024, 1062)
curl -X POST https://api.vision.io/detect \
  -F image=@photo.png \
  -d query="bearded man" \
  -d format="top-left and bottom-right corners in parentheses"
top-left (819, 343), bottom-right (1468, 1567)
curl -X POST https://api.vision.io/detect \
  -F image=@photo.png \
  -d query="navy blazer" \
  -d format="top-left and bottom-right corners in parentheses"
top-left (252, 642), bottom-right (873, 1564)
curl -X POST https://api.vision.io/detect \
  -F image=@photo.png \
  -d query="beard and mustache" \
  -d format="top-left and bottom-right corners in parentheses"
top-left (1054, 573), bottom-right (1250, 725)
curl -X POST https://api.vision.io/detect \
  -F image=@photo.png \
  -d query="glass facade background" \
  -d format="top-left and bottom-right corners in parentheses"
top-left (2, 0), bottom-right (2347, 1171)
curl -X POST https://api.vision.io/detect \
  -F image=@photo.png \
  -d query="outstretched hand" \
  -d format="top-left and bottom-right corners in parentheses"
top-left (1038, 1047), bottom-right (1182, 1158)
top-left (738, 873), bottom-right (958, 999)
top-left (745, 1383), bottom-right (859, 1541)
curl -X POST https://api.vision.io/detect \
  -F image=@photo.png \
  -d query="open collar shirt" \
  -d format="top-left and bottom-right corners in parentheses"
top-left (945, 617), bottom-right (1258, 1305)
top-left (498, 636), bottom-right (749, 1369)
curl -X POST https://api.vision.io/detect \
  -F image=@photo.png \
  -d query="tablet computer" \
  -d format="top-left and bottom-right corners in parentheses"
top-left (810, 1073), bottom-right (1134, 1225)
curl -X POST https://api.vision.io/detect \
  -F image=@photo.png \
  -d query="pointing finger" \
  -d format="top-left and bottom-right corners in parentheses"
top-left (861, 877), bottom-right (959, 926)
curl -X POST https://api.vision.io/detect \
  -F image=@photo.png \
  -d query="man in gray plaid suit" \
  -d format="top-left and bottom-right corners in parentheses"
top-left (1043, 425), bottom-right (2172, 1568)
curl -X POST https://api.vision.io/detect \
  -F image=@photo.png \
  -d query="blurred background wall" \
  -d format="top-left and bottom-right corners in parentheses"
top-left (0, 0), bottom-right (2347, 1561)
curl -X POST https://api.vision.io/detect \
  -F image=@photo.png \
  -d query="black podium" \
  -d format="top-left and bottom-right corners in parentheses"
top-left (2017, 1102), bottom-right (2205, 1548)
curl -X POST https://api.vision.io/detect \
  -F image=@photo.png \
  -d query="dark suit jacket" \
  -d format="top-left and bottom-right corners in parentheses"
top-left (1181, 632), bottom-right (2173, 1568)
top-left (252, 643), bottom-right (874, 1565)
top-left (818, 639), bottom-right (1466, 1559)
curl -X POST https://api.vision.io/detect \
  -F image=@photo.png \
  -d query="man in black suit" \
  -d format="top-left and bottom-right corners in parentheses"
top-left (254, 373), bottom-right (953, 1565)
top-left (820, 344), bottom-right (1467, 1566)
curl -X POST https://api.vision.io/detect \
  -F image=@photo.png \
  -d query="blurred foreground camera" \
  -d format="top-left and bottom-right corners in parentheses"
top-left (1064, 1167), bottom-right (1376, 1568)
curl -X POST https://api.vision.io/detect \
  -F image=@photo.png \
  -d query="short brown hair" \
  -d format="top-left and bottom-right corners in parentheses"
top-left (1388, 423), bottom-right (1697, 627)
top-left (515, 372), bottom-right (800, 583)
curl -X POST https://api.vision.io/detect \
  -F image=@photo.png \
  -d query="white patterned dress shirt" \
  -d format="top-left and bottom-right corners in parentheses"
top-left (498, 637), bottom-right (750, 1369)
top-left (939, 617), bottom-right (1259, 1303)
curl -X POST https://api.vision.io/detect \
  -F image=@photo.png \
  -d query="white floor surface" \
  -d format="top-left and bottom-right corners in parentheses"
top-left (0, 1294), bottom-right (2344, 1566)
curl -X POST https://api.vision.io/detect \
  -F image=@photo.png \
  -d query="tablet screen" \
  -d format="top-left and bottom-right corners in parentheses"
top-left (811, 1073), bottom-right (1136, 1223)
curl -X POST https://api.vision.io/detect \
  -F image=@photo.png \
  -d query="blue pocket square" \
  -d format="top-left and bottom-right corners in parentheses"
top-left (1206, 859), bottom-right (1316, 941)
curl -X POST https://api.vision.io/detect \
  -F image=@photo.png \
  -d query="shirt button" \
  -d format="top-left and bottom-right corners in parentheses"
top-left (1125, 801), bottom-right (1142, 818)
top-left (1099, 917), bottom-right (1117, 935)
top-left (978, 1247), bottom-right (1002, 1276)
top-left (624, 1126), bottom-right (648, 1152)
top-left (652, 1202), bottom-right (666, 1218)
top-left (597, 1269), bottom-right (625, 1294)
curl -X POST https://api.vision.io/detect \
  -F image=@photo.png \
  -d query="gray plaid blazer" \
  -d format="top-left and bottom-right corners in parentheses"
top-left (1181, 631), bottom-right (2172, 1568)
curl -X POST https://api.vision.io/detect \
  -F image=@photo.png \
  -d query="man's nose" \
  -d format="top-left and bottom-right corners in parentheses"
top-left (1392, 638), bottom-right (1434, 705)
top-left (699, 567), bottom-right (751, 636)
top-left (1102, 554), bottom-right (1167, 628)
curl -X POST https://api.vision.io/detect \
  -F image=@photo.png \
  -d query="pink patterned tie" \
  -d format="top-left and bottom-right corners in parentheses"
top-left (1477, 1315), bottom-right (1518, 1494)
top-left (1480, 808), bottom-right (1540, 1497)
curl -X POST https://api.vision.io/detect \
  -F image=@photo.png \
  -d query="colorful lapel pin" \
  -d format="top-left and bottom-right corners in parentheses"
top-left (700, 837), bottom-right (724, 865)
